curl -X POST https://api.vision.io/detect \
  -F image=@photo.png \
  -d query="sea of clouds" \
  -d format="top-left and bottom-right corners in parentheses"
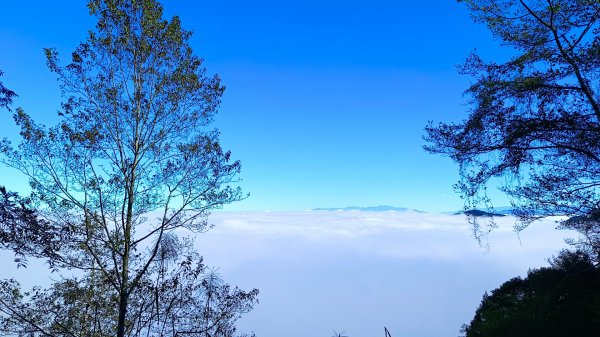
top-left (0, 210), bottom-right (576, 337)
top-left (197, 210), bottom-right (574, 337)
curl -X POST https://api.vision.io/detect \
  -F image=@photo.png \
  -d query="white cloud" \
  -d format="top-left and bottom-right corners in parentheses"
top-left (194, 210), bottom-right (576, 337)
top-left (0, 210), bottom-right (577, 337)
top-left (201, 210), bottom-right (572, 266)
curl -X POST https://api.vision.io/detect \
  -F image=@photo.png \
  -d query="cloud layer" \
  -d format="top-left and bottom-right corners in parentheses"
top-left (195, 210), bottom-right (574, 337)
top-left (0, 210), bottom-right (575, 337)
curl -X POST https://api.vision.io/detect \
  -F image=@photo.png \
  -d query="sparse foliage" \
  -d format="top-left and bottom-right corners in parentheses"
top-left (0, 70), bottom-right (17, 110)
top-left (0, 1), bottom-right (257, 336)
top-left (0, 186), bottom-right (65, 268)
top-left (331, 330), bottom-right (348, 337)
top-left (425, 0), bottom-right (600, 258)
top-left (0, 75), bottom-right (62, 266)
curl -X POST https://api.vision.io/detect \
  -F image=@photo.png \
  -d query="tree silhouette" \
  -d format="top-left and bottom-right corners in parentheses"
top-left (461, 250), bottom-right (600, 337)
top-left (331, 330), bottom-right (348, 337)
top-left (0, 70), bottom-right (16, 110)
top-left (425, 0), bottom-right (600, 256)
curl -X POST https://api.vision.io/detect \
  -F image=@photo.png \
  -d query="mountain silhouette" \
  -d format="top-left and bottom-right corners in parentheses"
top-left (313, 206), bottom-right (418, 212)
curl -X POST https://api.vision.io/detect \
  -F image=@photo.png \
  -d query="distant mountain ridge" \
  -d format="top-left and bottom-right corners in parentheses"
top-left (311, 205), bottom-right (518, 215)
top-left (456, 207), bottom-right (558, 217)
top-left (459, 209), bottom-right (507, 217)
top-left (313, 206), bottom-right (422, 212)
top-left (452, 206), bottom-right (517, 217)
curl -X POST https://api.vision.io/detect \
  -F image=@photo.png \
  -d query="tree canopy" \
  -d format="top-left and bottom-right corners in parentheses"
top-left (425, 0), bottom-right (600, 257)
top-left (461, 250), bottom-right (600, 337)
top-left (0, 1), bottom-right (257, 336)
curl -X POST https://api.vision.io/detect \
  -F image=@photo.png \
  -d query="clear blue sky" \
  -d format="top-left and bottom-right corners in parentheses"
top-left (0, 0), bottom-right (513, 212)
top-left (0, 4), bottom-right (574, 337)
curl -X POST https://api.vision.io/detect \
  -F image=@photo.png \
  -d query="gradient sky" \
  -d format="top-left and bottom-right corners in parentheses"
top-left (0, 0), bottom-right (516, 212)
top-left (0, 2), bottom-right (579, 337)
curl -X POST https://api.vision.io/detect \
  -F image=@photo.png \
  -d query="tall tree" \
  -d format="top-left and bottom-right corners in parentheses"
top-left (425, 0), bottom-right (600, 257)
top-left (0, 1), bottom-right (257, 336)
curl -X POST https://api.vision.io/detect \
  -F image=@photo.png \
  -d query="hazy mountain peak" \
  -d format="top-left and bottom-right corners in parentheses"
top-left (312, 206), bottom-right (420, 212)
top-left (456, 209), bottom-right (508, 217)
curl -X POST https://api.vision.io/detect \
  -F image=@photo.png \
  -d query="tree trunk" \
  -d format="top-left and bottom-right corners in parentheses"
top-left (117, 289), bottom-right (129, 337)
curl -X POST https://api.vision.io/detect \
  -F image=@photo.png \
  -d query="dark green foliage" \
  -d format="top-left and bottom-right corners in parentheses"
top-left (0, 186), bottom-right (67, 268)
top-left (425, 0), bottom-right (600, 255)
top-left (461, 250), bottom-right (600, 337)
top-left (0, 70), bottom-right (16, 110)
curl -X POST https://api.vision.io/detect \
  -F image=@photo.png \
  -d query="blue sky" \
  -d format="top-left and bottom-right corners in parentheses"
top-left (0, 0), bottom-right (514, 212)
top-left (0, 2), bottom-right (579, 337)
